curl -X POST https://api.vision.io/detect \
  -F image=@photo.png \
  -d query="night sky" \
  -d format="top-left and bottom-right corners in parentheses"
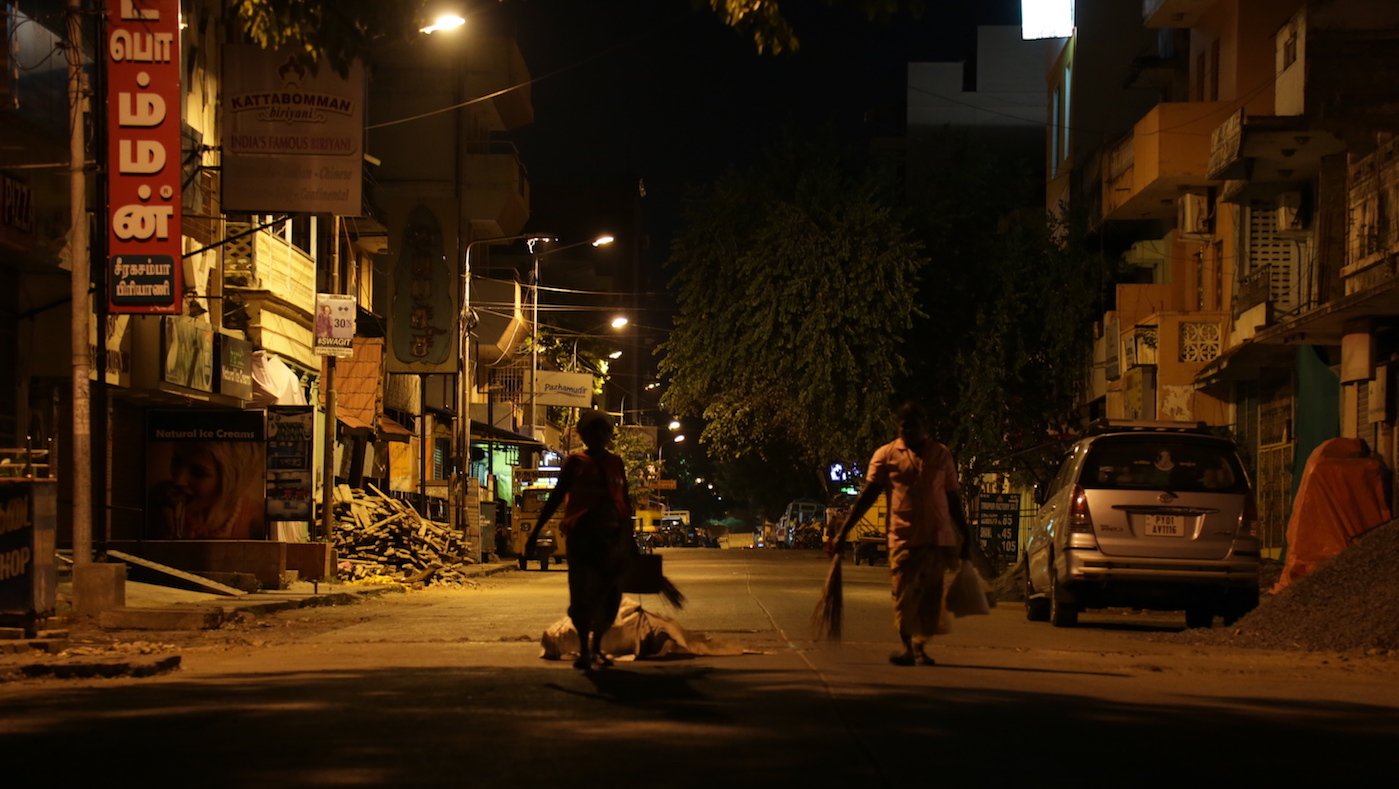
top-left (501, 0), bottom-right (1023, 257)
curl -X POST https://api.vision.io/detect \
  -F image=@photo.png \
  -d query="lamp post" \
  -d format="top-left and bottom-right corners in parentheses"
top-left (527, 234), bottom-right (614, 442)
top-left (456, 232), bottom-right (552, 549)
top-left (568, 315), bottom-right (628, 372)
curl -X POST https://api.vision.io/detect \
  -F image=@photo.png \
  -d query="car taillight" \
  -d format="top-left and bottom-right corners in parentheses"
top-left (1068, 485), bottom-right (1094, 533)
top-left (1238, 492), bottom-right (1260, 538)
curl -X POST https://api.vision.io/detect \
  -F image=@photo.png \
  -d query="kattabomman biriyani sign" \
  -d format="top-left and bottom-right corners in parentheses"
top-left (220, 45), bottom-right (364, 215)
top-left (106, 0), bottom-right (182, 314)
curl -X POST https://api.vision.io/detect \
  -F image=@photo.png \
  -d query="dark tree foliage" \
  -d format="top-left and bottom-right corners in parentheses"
top-left (700, 0), bottom-right (920, 54)
top-left (659, 136), bottom-right (926, 500)
top-left (228, 0), bottom-right (429, 75)
top-left (227, 0), bottom-right (924, 75)
top-left (901, 129), bottom-right (1108, 490)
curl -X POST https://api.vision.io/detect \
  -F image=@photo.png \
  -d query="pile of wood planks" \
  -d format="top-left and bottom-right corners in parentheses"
top-left (330, 483), bottom-right (479, 586)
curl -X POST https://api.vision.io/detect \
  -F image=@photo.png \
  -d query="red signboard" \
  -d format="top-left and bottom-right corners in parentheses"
top-left (106, 0), bottom-right (182, 314)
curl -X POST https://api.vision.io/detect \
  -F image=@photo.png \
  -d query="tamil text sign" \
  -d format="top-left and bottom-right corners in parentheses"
top-left (106, 0), bottom-right (182, 314)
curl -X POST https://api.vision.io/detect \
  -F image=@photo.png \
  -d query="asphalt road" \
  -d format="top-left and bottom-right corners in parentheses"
top-left (4, 548), bottom-right (1398, 787)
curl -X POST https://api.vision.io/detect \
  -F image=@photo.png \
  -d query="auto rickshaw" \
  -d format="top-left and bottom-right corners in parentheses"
top-left (510, 484), bottom-right (566, 570)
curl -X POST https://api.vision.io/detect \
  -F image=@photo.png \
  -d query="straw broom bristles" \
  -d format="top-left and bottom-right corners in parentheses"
top-left (658, 574), bottom-right (686, 609)
top-left (811, 553), bottom-right (844, 641)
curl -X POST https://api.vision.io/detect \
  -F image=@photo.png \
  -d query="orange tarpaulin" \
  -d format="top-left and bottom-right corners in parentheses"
top-left (1274, 437), bottom-right (1391, 593)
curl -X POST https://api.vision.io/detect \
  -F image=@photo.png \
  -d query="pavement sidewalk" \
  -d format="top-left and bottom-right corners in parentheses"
top-left (0, 560), bottom-right (521, 682)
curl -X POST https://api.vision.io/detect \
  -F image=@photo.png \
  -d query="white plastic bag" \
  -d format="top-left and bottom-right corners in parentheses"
top-left (945, 561), bottom-right (992, 617)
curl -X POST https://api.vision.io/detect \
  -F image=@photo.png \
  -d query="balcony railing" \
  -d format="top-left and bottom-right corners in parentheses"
top-left (223, 222), bottom-right (316, 317)
top-left (1347, 137), bottom-right (1399, 279)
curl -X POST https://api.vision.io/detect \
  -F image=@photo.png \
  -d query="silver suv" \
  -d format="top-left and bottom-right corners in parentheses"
top-left (1025, 420), bottom-right (1261, 628)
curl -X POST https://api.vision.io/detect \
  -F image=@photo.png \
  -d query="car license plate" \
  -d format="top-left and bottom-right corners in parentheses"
top-left (1143, 514), bottom-right (1184, 537)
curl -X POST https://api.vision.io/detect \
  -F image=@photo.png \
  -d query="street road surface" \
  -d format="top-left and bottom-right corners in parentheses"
top-left (3, 549), bottom-right (1397, 787)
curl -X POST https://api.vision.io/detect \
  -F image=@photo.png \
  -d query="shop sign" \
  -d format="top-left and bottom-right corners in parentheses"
top-left (106, 0), bottom-right (182, 314)
top-left (0, 173), bottom-right (35, 253)
top-left (221, 45), bottom-right (364, 215)
top-left (266, 406), bottom-right (314, 521)
top-left (976, 493), bottom-right (1020, 561)
top-left (387, 204), bottom-right (456, 373)
top-left (314, 292), bottom-right (356, 357)
top-left (534, 371), bottom-right (594, 408)
top-left (145, 409), bottom-right (267, 540)
top-left (218, 333), bottom-right (253, 400)
top-left (161, 315), bottom-right (213, 392)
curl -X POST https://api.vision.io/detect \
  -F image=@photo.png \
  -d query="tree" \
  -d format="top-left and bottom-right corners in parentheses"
top-left (659, 136), bottom-right (926, 499)
top-left (899, 128), bottom-right (1109, 490)
top-left (227, 0), bottom-right (923, 76)
top-left (229, 0), bottom-right (429, 75)
top-left (948, 215), bottom-right (1103, 487)
top-left (701, 0), bottom-right (922, 54)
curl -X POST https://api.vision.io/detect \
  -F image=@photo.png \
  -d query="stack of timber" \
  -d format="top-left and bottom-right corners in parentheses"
top-left (331, 483), bottom-right (478, 586)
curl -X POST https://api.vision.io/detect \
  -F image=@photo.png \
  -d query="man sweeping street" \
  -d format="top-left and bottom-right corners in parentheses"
top-left (826, 401), bottom-right (974, 666)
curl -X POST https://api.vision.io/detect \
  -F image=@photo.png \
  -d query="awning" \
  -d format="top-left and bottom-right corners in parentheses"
top-left (1194, 338), bottom-right (1298, 391)
top-left (470, 419), bottom-right (543, 449)
top-left (1254, 277), bottom-right (1399, 347)
top-left (378, 415), bottom-right (415, 441)
top-left (337, 413), bottom-right (374, 431)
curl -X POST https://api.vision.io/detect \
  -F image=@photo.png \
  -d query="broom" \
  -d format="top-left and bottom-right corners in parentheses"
top-left (811, 552), bottom-right (844, 641)
top-left (658, 575), bottom-right (687, 609)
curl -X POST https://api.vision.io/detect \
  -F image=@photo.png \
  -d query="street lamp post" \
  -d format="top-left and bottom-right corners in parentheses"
top-left (456, 232), bottom-right (552, 552)
top-left (527, 234), bottom-right (614, 441)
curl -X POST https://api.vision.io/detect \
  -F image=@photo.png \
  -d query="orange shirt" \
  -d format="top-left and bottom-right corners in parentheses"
top-left (867, 438), bottom-right (960, 550)
top-left (559, 450), bottom-right (632, 535)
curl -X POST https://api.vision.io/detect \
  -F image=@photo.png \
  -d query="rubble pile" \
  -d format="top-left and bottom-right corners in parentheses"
top-left (330, 484), bottom-right (479, 587)
top-left (1173, 518), bottom-right (1399, 654)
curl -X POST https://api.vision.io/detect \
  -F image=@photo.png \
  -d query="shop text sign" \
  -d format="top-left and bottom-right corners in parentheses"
top-left (106, 0), bottom-right (182, 314)
top-left (976, 493), bottom-right (1021, 561)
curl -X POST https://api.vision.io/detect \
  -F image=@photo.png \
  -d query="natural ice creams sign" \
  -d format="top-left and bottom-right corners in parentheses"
top-left (106, 0), bottom-right (182, 314)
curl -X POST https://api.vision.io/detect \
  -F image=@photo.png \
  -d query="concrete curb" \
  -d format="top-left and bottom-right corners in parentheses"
top-left (0, 562), bottom-right (524, 683)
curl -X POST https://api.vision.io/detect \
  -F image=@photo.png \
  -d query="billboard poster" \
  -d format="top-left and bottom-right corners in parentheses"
top-left (221, 45), bottom-right (364, 215)
top-left (266, 406), bottom-right (315, 521)
top-left (106, 0), bottom-right (182, 314)
top-left (314, 293), bottom-right (356, 357)
top-left (146, 409), bottom-right (267, 540)
top-left (161, 315), bottom-right (214, 392)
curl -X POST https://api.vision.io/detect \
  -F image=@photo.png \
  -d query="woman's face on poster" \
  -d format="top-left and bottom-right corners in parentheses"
top-left (169, 445), bottom-right (220, 506)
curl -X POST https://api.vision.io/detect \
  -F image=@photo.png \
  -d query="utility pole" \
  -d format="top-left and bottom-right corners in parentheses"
top-left (66, 0), bottom-right (90, 565)
top-left (320, 217), bottom-right (340, 542)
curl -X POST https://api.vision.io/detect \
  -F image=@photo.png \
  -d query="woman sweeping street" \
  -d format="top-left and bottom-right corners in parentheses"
top-left (527, 411), bottom-right (635, 670)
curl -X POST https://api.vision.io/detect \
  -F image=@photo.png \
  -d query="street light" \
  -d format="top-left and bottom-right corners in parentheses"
top-left (420, 13), bottom-right (465, 34)
top-left (455, 232), bottom-right (552, 547)
top-left (568, 315), bottom-right (629, 372)
top-left (528, 234), bottom-right (614, 440)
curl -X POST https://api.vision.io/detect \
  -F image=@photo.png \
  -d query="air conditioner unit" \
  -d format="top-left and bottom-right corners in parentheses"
top-left (1276, 190), bottom-right (1309, 237)
top-left (1177, 192), bottom-right (1212, 237)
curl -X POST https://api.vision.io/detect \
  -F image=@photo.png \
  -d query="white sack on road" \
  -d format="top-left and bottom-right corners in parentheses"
top-left (540, 596), bottom-right (745, 661)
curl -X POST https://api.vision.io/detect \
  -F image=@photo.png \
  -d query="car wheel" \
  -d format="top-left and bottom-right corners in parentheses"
top-left (1024, 572), bottom-right (1050, 622)
top-left (1049, 571), bottom-right (1078, 628)
top-left (1222, 587), bottom-right (1260, 625)
top-left (1185, 606), bottom-right (1213, 629)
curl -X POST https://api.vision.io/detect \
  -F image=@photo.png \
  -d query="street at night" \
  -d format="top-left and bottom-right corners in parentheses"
top-left (4, 549), bottom-right (1398, 787)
